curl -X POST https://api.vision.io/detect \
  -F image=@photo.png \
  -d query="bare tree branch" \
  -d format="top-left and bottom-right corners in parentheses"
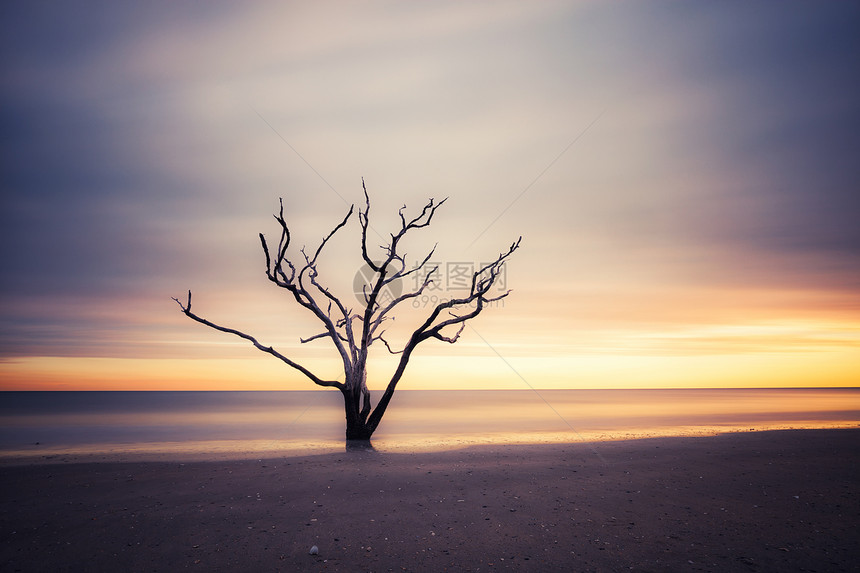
top-left (309, 205), bottom-right (354, 267)
top-left (359, 178), bottom-right (380, 273)
top-left (176, 182), bottom-right (520, 442)
top-left (301, 331), bottom-right (349, 344)
top-left (364, 236), bottom-right (521, 433)
top-left (432, 322), bottom-right (466, 344)
top-left (259, 201), bottom-right (356, 373)
top-left (378, 334), bottom-right (403, 355)
top-left (172, 291), bottom-right (344, 391)
top-left (367, 265), bottom-right (436, 341)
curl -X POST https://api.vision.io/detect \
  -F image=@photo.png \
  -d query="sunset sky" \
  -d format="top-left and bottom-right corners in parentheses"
top-left (1, 1), bottom-right (858, 391)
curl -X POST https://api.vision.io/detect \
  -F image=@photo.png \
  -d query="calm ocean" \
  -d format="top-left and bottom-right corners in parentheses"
top-left (1, 389), bottom-right (858, 460)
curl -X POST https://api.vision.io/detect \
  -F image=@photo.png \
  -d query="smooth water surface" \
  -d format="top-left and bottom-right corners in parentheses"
top-left (1, 389), bottom-right (858, 460)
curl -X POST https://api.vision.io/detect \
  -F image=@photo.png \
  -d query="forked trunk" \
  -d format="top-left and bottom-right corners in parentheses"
top-left (342, 387), bottom-right (374, 442)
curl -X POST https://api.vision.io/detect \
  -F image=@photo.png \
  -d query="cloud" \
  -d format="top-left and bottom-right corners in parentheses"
top-left (1, 1), bottom-right (858, 384)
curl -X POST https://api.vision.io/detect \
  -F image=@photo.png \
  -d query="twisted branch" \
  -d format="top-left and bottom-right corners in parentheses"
top-left (176, 181), bottom-right (520, 440)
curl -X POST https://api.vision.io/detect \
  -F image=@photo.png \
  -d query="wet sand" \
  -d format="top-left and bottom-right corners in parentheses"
top-left (1, 429), bottom-right (858, 572)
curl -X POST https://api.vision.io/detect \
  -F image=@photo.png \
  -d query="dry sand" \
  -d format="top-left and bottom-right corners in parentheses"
top-left (1, 429), bottom-right (858, 572)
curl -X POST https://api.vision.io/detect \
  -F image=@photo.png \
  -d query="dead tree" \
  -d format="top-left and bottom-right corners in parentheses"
top-left (174, 180), bottom-right (520, 442)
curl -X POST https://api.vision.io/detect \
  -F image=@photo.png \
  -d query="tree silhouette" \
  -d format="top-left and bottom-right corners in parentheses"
top-left (174, 180), bottom-right (520, 443)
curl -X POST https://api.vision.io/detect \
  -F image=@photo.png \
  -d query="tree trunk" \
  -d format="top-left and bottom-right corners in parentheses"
top-left (345, 424), bottom-right (373, 441)
top-left (342, 388), bottom-right (374, 443)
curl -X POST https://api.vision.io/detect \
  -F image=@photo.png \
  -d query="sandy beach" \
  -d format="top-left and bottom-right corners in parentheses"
top-left (1, 429), bottom-right (858, 572)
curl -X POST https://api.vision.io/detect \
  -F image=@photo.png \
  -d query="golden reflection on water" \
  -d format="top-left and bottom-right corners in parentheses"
top-left (382, 389), bottom-right (860, 428)
top-left (5, 390), bottom-right (850, 429)
top-left (1, 389), bottom-right (857, 462)
top-left (374, 421), bottom-right (860, 454)
top-left (3, 421), bottom-right (858, 465)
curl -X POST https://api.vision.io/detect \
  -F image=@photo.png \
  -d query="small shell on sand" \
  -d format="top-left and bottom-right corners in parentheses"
top-left (309, 545), bottom-right (319, 555)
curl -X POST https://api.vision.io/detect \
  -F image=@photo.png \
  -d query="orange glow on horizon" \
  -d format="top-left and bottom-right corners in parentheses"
top-left (4, 282), bottom-right (858, 392)
top-left (1, 336), bottom-right (857, 392)
top-left (2, 2), bottom-right (859, 400)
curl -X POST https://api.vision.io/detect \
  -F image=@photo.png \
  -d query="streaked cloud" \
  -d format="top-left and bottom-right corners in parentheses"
top-left (1, 1), bottom-right (858, 388)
